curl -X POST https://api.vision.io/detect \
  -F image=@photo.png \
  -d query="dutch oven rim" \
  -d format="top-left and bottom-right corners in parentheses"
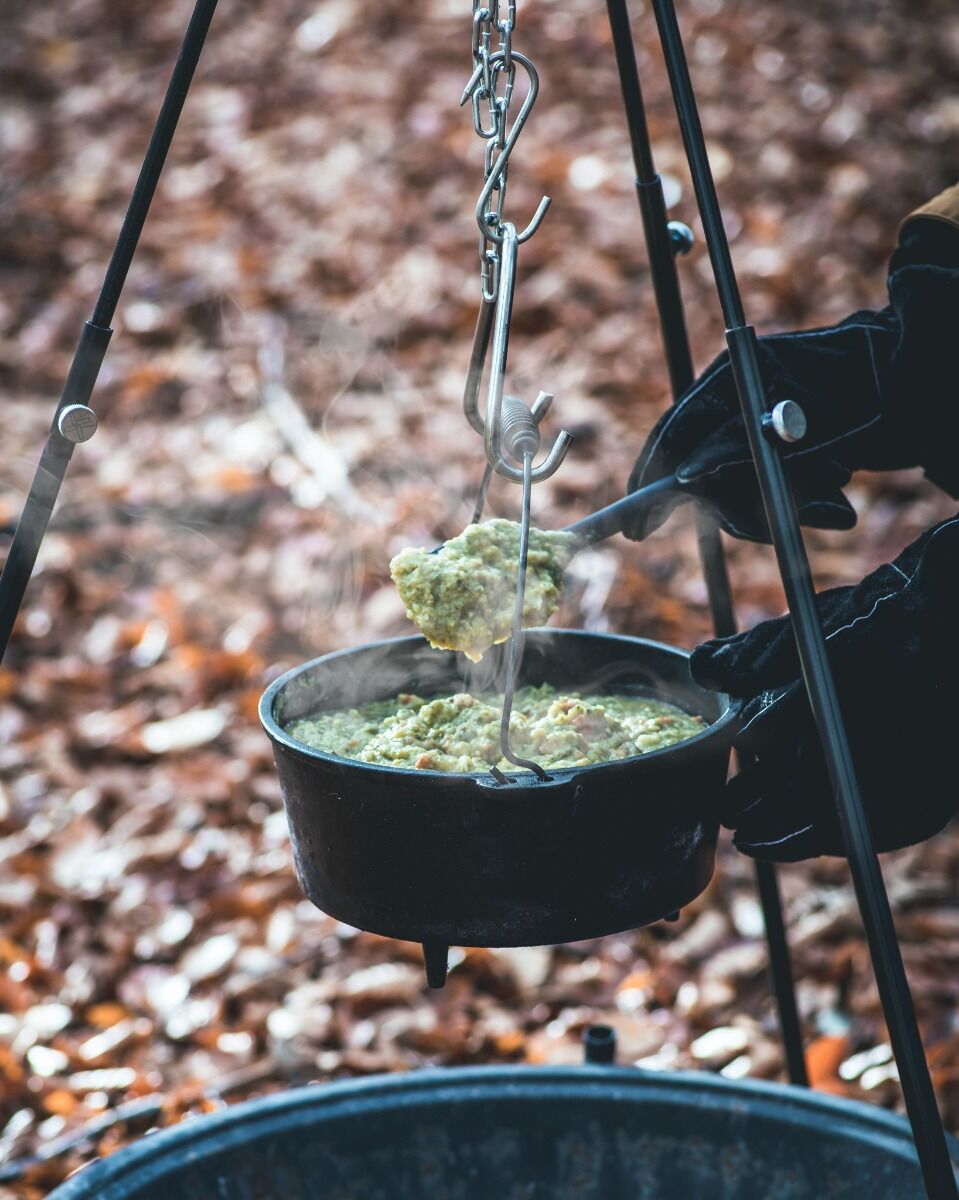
top-left (47, 1065), bottom-right (955, 1198)
top-left (259, 628), bottom-right (743, 787)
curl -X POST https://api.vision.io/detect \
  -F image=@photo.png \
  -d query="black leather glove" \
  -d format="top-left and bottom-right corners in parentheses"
top-left (690, 515), bottom-right (959, 861)
top-left (625, 186), bottom-right (959, 542)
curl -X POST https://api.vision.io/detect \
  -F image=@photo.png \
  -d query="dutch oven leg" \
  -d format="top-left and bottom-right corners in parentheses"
top-left (422, 940), bottom-right (449, 989)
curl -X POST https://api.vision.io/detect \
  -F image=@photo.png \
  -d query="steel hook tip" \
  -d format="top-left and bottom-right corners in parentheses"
top-left (530, 391), bottom-right (553, 421)
top-left (460, 62), bottom-right (484, 107)
top-left (483, 197), bottom-right (551, 247)
top-left (529, 428), bottom-right (573, 481)
top-left (515, 194), bottom-right (551, 243)
top-left (487, 421), bottom-right (574, 485)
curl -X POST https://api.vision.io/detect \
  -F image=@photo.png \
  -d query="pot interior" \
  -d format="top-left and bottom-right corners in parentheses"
top-left (269, 629), bottom-right (731, 749)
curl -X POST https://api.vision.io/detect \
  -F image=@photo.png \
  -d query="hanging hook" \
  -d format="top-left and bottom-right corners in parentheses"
top-left (465, 51), bottom-right (552, 246)
top-left (463, 284), bottom-right (552, 523)
top-left (463, 295), bottom-right (554, 440)
top-left (482, 223), bottom-right (573, 483)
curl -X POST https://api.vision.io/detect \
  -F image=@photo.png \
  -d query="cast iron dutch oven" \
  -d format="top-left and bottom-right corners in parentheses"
top-left (260, 629), bottom-right (739, 973)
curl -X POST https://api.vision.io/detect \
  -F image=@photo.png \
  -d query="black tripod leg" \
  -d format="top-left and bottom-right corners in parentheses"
top-left (754, 859), bottom-right (808, 1086)
top-left (0, 0), bottom-right (219, 664)
top-left (650, 1), bottom-right (957, 1193)
top-left (604, 0), bottom-right (808, 1088)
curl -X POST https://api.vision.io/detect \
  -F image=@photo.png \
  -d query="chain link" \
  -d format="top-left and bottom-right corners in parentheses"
top-left (462, 0), bottom-right (542, 302)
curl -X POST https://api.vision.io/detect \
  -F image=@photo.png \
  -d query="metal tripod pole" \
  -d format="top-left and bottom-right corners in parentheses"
top-left (604, 0), bottom-right (808, 1088)
top-left (650, 0), bottom-right (958, 1192)
top-left (0, 0), bottom-right (219, 664)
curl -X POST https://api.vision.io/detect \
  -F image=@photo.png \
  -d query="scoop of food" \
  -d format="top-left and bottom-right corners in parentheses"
top-left (389, 519), bottom-right (581, 662)
top-left (287, 684), bottom-right (705, 773)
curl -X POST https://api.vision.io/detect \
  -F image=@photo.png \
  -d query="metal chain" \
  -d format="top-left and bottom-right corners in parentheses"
top-left (458, 0), bottom-right (568, 492)
top-left (462, 0), bottom-right (542, 302)
top-left (458, 1), bottom-right (568, 785)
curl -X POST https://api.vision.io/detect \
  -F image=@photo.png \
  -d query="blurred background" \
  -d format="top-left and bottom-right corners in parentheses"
top-left (1, 0), bottom-right (958, 1191)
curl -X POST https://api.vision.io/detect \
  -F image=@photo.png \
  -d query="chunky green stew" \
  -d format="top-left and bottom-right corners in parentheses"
top-left (286, 684), bottom-right (706, 773)
top-left (389, 519), bottom-right (580, 662)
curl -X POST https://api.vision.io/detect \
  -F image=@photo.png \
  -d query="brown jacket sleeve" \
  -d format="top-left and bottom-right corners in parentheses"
top-left (899, 182), bottom-right (959, 237)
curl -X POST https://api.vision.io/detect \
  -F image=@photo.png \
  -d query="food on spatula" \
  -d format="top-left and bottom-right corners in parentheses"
top-left (286, 684), bottom-right (706, 773)
top-left (389, 519), bottom-right (580, 662)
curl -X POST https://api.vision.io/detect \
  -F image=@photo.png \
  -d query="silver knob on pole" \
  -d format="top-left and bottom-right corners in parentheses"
top-left (57, 404), bottom-right (98, 444)
top-left (763, 399), bottom-right (806, 445)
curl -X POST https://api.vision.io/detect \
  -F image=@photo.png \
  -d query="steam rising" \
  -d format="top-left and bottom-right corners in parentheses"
top-left (272, 631), bottom-right (725, 731)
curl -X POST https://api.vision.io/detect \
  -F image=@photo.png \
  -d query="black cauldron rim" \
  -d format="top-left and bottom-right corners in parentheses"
top-left (45, 1065), bottom-right (958, 1200)
top-left (259, 628), bottom-right (742, 788)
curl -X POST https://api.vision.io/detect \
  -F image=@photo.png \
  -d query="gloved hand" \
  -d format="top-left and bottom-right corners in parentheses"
top-left (625, 183), bottom-right (959, 542)
top-left (690, 514), bottom-right (959, 861)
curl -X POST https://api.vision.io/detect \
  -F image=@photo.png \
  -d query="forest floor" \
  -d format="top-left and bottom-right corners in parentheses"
top-left (2, 0), bottom-right (959, 1192)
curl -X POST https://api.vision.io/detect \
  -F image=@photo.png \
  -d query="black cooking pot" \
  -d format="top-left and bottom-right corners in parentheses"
top-left (260, 630), bottom-right (739, 983)
top-left (45, 1066), bottom-right (958, 1199)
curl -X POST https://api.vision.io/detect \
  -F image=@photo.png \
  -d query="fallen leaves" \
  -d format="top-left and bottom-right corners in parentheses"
top-left (1, 0), bottom-right (959, 1192)
top-left (140, 707), bottom-right (230, 755)
top-left (805, 1034), bottom-right (851, 1095)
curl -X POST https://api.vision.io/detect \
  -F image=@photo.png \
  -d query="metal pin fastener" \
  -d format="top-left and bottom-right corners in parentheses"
top-left (762, 399), bottom-right (806, 445)
top-left (57, 404), bottom-right (98, 444)
top-left (667, 220), bottom-right (695, 256)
